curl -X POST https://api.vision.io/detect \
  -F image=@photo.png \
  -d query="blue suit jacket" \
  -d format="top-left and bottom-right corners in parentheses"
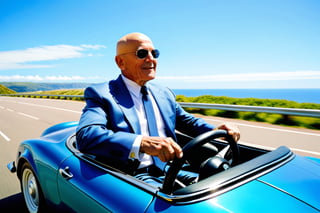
top-left (76, 75), bottom-right (214, 171)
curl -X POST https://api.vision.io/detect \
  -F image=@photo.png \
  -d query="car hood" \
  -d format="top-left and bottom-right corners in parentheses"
top-left (257, 155), bottom-right (320, 210)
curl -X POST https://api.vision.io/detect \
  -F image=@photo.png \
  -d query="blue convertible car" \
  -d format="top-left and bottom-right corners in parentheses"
top-left (7, 121), bottom-right (320, 213)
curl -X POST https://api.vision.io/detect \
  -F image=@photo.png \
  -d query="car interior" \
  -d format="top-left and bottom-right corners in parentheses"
top-left (67, 131), bottom-right (293, 197)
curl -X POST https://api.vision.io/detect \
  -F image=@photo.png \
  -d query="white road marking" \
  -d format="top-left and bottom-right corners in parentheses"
top-left (205, 118), bottom-right (320, 137)
top-left (18, 112), bottom-right (39, 120)
top-left (0, 131), bottom-right (10, 142)
top-left (16, 101), bottom-right (82, 114)
top-left (1, 99), bottom-right (82, 114)
top-left (240, 141), bottom-right (275, 151)
top-left (290, 147), bottom-right (320, 156)
top-left (240, 141), bottom-right (320, 157)
top-left (208, 115), bottom-right (320, 157)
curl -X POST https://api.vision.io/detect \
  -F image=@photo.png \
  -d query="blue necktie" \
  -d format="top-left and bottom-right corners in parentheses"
top-left (141, 86), bottom-right (159, 136)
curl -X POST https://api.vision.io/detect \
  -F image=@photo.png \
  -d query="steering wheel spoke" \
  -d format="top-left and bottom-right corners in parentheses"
top-left (216, 145), bottom-right (230, 158)
top-left (216, 145), bottom-right (234, 164)
top-left (161, 130), bottom-right (239, 194)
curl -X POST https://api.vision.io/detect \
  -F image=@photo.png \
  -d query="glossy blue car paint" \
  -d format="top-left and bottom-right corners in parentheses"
top-left (58, 155), bottom-right (155, 212)
top-left (307, 156), bottom-right (320, 164)
top-left (147, 180), bottom-right (319, 213)
top-left (258, 155), bottom-right (320, 210)
top-left (9, 122), bottom-right (320, 213)
top-left (16, 122), bottom-right (78, 208)
top-left (41, 121), bottom-right (79, 137)
top-left (210, 155), bottom-right (320, 213)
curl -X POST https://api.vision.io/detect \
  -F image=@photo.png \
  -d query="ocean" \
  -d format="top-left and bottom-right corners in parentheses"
top-left (172, 89), bottom-right (320, 104)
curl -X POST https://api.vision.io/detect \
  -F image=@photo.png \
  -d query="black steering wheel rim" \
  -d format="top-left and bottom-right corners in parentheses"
top-left (161, 130), bottom-right (239, 194)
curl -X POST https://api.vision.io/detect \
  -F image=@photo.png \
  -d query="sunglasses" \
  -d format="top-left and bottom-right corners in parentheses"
top-left (136, 49), bottom-right (160, 59)
top-left (121, 49), bottom-right (160, 59)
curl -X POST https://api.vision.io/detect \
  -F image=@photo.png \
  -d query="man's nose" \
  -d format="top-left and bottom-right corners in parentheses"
top-left (145, 51), bottom-right (155, 60)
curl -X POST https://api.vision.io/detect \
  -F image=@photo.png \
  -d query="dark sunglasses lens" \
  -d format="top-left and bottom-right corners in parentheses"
top-left (152, 49), bottom-right (160, 58)
top-left (136, 49), bottom-right (160, 59)
top-left (136, 49), bottom-right (148, 59)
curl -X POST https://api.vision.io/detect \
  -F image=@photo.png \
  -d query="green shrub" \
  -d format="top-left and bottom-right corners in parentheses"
top-left (11, 90), bottom-right (320, 130)
top-left (177, 95), bottom-right (320, 130)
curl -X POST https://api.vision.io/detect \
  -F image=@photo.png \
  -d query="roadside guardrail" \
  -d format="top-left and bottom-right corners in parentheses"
top-left (1, 93), bottom-right (320, 118)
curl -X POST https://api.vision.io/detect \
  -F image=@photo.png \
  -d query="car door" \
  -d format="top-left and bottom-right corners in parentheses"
top-left (58, 155), bottom-right (155, 213)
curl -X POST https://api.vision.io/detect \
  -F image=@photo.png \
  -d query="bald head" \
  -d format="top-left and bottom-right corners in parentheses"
top-left (114, 32), bottom-right (158, 86)
top-left (116, 32), bottom-right (153, 56)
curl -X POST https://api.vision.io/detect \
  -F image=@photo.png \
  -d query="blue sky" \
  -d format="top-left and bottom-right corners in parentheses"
top-left (1, 0), bottom-right (320, 89)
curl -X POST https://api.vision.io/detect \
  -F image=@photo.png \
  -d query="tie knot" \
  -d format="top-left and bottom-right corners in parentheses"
top-left (141, 86), bottom-right (148, 97)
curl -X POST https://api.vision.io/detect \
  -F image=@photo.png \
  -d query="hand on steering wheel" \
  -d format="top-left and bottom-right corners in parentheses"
top-left (161, 130), bottom-right (239, 194)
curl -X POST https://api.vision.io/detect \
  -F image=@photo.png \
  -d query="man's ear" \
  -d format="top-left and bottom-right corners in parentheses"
top-left (115, 56), bottom-right (125, 69)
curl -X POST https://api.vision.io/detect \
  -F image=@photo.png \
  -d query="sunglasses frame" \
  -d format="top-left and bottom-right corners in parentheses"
top-left (135, 49), bottom-right (160, 59)
top-left (119, 49), bottom-right (160, 59)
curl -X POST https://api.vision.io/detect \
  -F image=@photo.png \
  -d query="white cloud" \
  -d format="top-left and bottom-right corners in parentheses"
top-left (0, 75), bottom-right (86, 81)
top-left (0, 63), bottom-right (54, 70)
top-left (158, 71), bottom-right (320, 82)
top-left (0, 44), bottom-right (106, 70)
top-left (80, 44), bottom-right (106, 50)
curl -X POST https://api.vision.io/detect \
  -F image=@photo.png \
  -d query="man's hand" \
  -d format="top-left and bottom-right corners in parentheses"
top-left (216, 123), bottom-right (240, 142)
top-left (140, 136), bottom-right (183, 162)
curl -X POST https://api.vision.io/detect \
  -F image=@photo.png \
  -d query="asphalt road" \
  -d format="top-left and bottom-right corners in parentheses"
top-left (1, 96), bottom-right (319, 211)
top-left (0, 97), bottom-right (84, 211)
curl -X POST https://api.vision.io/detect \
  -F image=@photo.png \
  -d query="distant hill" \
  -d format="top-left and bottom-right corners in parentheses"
top-left (0, 82), bottom-right (90, 93)
top-left (0, 84), bottom-right (17, 94)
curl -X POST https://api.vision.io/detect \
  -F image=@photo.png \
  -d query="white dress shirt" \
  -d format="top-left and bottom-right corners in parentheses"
top-left (121, 75), bottom-right (167, 168)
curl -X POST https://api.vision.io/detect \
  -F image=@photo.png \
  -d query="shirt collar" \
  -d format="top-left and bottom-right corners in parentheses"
top-left (121, 75), bottom-right (143, 98)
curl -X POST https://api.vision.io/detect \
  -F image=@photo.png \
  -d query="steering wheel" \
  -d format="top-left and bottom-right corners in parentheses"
top-left (161, 130), bottom-right (239, 194)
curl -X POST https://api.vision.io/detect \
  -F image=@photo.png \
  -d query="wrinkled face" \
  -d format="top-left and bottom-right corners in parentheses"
top-left (115, 38), bottom-right (158, 86)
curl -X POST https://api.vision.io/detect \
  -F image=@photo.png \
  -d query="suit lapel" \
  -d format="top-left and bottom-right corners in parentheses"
top-left (110, 76), bottom-right (141, 134)
top-left (148, 84), bottom-right (176, 140)
top-left (111, 78), bottom-right (175, 171)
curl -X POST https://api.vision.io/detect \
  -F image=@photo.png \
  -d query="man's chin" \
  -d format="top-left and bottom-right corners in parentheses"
top-left (144, 71), bottom-right (156, 79)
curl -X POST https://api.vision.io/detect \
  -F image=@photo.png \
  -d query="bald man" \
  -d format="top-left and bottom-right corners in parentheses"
top-left (76, 32), bottom-right (240, 177)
